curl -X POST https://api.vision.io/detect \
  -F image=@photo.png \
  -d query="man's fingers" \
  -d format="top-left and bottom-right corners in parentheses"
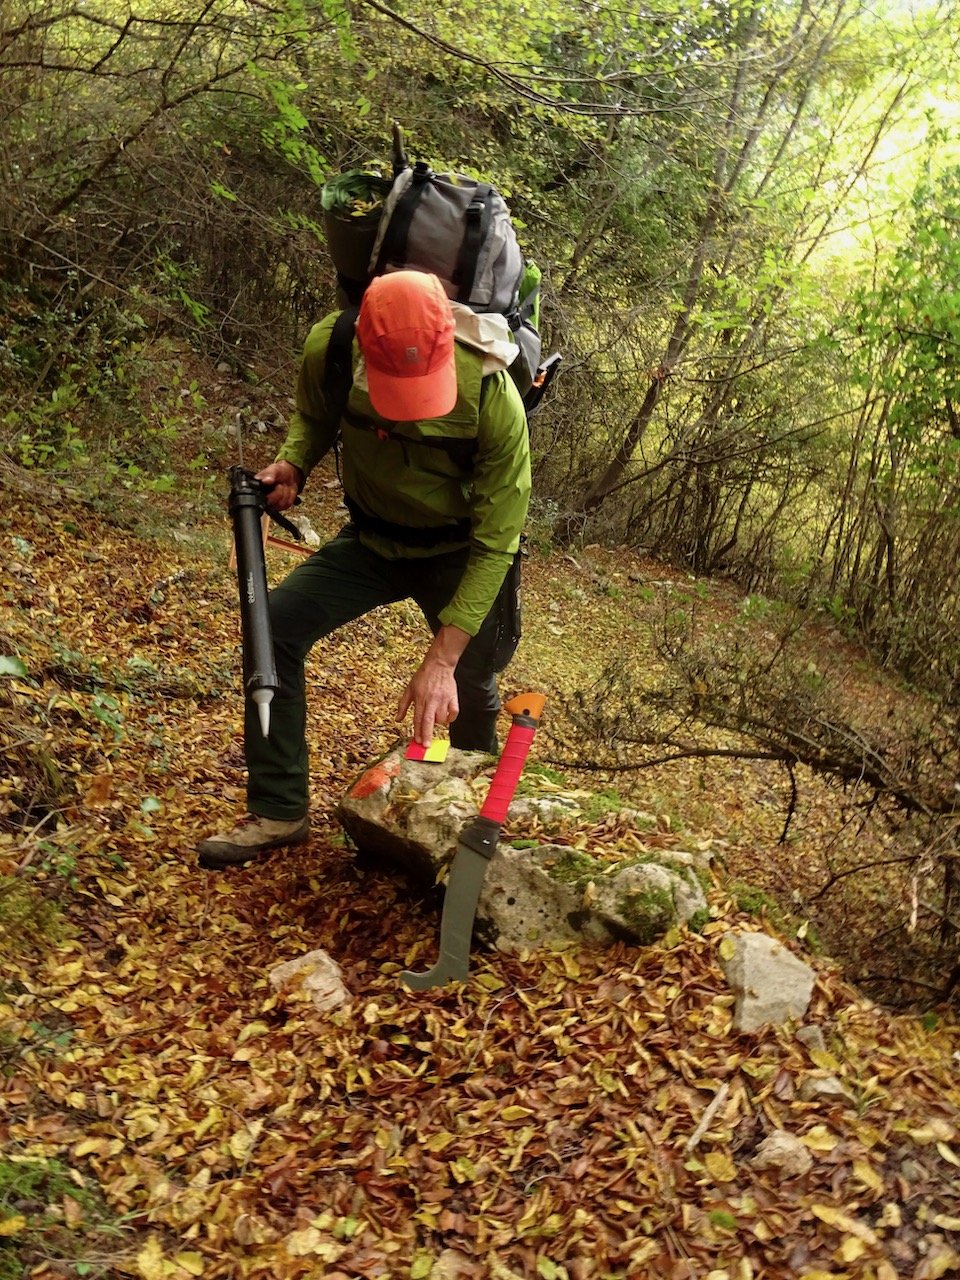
top-left (416, 710), bottom-right (435, 748)
top-left (270, 486), bottom-right (296, 512)
top-left (419, 698), bottom-right (457, 745)
top-left (255, 462), bottom-right (301, 512)
top-left (399, 667), bottom-right (459, 746)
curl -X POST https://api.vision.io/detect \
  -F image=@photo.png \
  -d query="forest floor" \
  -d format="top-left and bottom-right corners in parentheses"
top-left (1, 362), bottom-right (959, 1280)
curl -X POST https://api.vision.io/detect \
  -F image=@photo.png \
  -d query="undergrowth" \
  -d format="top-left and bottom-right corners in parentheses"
top-left (0, 1156), bottom-right (125, 1280)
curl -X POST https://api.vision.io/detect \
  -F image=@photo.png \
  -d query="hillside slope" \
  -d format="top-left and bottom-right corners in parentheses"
top-left (1, 468), bottom-right (959, 1280)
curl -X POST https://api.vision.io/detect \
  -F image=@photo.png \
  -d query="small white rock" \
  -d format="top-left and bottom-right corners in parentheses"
top-left (269, 949), bottom-right (350, 1012)
top-left (750, 1129), bottom-right (814, 1178)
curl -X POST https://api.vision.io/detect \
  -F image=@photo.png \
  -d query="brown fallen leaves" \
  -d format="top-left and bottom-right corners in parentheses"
top-left (1, 496), bottom-right (959, 1280)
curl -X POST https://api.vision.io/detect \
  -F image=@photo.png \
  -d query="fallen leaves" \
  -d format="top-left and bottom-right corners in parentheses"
top-left (1, 501), bottom-right (959, 1280)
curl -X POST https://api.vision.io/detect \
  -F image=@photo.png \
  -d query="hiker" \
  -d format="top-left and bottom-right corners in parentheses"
top-left (198, 269), bottom-right (532, 869)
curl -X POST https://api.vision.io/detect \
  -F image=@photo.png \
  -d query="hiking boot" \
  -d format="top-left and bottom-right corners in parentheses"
top-left (197, 814), bottom-right (309, 869)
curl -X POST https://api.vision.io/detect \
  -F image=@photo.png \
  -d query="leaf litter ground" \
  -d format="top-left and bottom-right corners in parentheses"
top-left (1, 480), bottom-right (958, 1280)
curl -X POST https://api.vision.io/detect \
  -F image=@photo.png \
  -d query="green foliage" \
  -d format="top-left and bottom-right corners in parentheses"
top-left (732, 880), bottom-right (783, 919)
top-left (686, 908), bottom-right (711, 933)
top-left (0, 878), bottom-right (65, 957)
top-left (515, 761), bottom-right (569, 796)
top-left (579, 788), bottom-right (630, 823)
top-left (246, 63), bottom-right (328, 184)
top-left (0, 1157), bottom-right (121, 1280)
top-left (0, 0), bottom-right (958, 700)
top-left (618, 885), bottom-right (675, 945)
top-left (850, 161), bottom-right (960, 444)
top-left (546, 849), bottom-right (603, 888)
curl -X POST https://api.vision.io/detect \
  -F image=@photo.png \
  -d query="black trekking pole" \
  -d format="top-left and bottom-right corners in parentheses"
top-left (227, 420), bottom-right (306, 738)
top-left (228, 463), bottom-right (278, 739)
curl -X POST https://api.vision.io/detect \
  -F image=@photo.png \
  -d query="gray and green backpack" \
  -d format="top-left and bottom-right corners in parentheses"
top-left (320, 134), bottom-right (557, 414)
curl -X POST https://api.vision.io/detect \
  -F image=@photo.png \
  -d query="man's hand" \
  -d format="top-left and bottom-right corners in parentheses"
top-left (398, 624), bottom-right (471, 745)
top-left (255, 460), bottom-right (303, 513)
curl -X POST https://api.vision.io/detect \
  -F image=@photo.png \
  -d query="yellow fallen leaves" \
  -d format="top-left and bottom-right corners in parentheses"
top-left (811, 1202), bottom-right (879, 1245)
top-left (137, 1236), bottom-right (205, 1278)
top-left (705, 1266), bottom-right (754, 1280)
top-left (72, 1136), bottom-right (124, 1159)
top-left (500, 1105), bottom-right (534, 1122)
top-left (851, 1157), bottom-right (884, 1192)
top-left (801, 1124), bottom-right (839, 1152)
top-left (908, 1118), bottom-right (957, 1145)
top-left (5, 500), bottom-right (960, 1280)
top-left (805, 1202), bottom-right (957, 1275)
top-left (704, 1151), bottom-right (738, 1183)
top-left (226, 1118), bottom-right (263, 1162)
top-left (284, 1226), bottom-right (345, 1260)
top-left (235, 1020), bottom-right (271, 1044)
top-left (919, 1251), bottom-right (960, 1280)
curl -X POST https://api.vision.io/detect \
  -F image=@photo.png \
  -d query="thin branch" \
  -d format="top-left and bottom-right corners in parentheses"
top-left (808, 855), bottom-right (919, 902)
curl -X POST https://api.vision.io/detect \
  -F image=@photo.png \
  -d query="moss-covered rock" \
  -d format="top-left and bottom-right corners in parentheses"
top-left (338, 748), bottom-right (710, 955)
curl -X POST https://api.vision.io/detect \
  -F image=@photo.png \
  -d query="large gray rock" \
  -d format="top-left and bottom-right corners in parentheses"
top-left (719, 931), bottom-right (816, 1032)
top-left (338, 745), bottom-right (709, 954)
top-left (479, 842), bottom-right (707, 951)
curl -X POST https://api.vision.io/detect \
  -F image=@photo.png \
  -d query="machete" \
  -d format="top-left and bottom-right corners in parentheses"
top-left (401, 691), bottom-right (546, 990)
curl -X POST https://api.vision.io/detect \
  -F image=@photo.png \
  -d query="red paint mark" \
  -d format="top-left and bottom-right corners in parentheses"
top-left (349, 756), bottom-right (401, 799)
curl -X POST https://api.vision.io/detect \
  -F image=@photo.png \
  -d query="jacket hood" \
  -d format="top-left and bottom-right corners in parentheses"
top-left (450, 303), bottom-right (518, 375)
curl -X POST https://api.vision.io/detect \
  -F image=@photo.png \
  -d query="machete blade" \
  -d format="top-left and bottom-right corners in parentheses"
top-left (401, 844), bottom-right (489, 990)
top-left (400, 693), bottom-right (545, 993)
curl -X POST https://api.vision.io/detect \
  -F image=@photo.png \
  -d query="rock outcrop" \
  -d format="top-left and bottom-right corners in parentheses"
top-left (338, 745), bottom-right (710, 954)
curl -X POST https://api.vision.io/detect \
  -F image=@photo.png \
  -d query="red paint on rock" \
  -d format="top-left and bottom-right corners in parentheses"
top-left (349, 757), bottom-right (401, 799)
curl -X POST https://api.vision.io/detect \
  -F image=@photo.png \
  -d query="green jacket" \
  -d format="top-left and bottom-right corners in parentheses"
top-left (276, 313), bottom-right (532, 637)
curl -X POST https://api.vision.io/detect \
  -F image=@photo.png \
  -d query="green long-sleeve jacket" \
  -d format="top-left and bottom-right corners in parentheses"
top-left (275, 312), bottom-right (532, 636)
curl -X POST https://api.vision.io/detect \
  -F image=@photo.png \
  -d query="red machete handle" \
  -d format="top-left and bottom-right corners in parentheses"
top-left (479, 692), bottom-right (545, 825)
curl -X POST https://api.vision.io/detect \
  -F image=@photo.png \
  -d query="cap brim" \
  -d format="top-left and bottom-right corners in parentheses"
top-left (366, 362), bottom-right (458, 422)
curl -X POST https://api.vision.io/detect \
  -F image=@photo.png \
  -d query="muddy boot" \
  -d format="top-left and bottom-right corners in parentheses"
top-left (197, 814), bottom-right (309, 870)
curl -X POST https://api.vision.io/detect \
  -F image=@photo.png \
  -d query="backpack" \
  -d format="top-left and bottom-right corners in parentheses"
top-left (321, 146), bottom-right (556, 410)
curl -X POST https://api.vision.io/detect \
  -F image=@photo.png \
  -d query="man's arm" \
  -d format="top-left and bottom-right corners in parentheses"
top-left (397, 623), bottom-right (471, 746)
top-left (266, 315), bottom-right (344, 503)
top-left (436, 371), bottom-right (531, 635)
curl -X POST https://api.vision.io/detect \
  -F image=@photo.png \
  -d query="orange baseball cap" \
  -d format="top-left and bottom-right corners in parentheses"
top-left (356, 271), bottom-right (457, 421)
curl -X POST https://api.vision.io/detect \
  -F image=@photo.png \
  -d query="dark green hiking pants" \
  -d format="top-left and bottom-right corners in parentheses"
top-left (245, 526), bottom-right (519, 820)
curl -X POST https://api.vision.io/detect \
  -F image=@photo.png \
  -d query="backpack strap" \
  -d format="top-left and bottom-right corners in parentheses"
top-left (343, 494), bottom-right (471, 547)
top-left (322, 305), bottom-right (360, 419)
top-left (321, 305), bottom-right (481, 548)
top-left (371, 162), bottom-right (432, 277)
top-left (372, 167), bottom-right (495, 306)
top-left (517, 273), bottom-right (541, 325)
top-left (452, 184), bottom-right (494, 303)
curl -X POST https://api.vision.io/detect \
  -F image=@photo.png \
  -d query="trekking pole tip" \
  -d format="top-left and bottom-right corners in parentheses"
top-left (252, 689), bottom-right (273, 738)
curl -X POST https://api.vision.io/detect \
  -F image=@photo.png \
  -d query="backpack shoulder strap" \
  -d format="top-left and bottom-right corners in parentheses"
top-left (453, 183), bottom-right (494, 303)
top-left (371, 163), bottom-right (431, 277)
top-left (322, 305), bottom-right (360, 420)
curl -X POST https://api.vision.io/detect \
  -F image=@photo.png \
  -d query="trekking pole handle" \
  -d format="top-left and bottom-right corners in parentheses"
top-left (479, 693), bottom-right (545, 825)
